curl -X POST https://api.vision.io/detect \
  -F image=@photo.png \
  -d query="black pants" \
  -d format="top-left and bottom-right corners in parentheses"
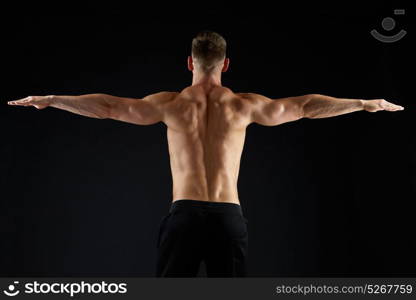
top-left (156, 199), bottom-right (248, 277)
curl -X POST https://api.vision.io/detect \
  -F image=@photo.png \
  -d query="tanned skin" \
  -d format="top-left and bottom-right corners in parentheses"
top-left (8, 56), bottom-right (404, 205)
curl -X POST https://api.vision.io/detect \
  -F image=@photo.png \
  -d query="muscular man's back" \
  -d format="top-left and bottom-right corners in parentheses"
top-left (7, 30), bottom-right (403, 278)
top-left (165, 85), bottom-right (250, 204)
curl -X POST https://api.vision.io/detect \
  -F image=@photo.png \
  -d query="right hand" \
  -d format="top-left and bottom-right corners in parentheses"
top-left (363, 99), bottom-right (404, 112)
top-left (7, 95), bottom-right (53, 110)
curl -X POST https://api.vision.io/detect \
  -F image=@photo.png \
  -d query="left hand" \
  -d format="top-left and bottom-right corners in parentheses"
top-left (363, 99), bottom-right (404, 112)
top-left (8, 96), bottom-right (53, 110)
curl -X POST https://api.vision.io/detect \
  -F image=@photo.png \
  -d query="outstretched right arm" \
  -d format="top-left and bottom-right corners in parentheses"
top-left (7, 92), bottom-right (177, 125)
top-left (8, 94), bottom-right (119, 119)
top-left (240, 93), bottom-right (404, 126)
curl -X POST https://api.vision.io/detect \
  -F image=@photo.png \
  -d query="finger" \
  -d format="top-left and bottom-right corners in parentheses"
top-left (8, 100), bottom-right (30, 105)
top-left (386, 105), bottom-right (404, 111)
top-left (7, 101), bottom-right (27, 106)
top-left (8, 97), bottom-right (30, 103)
top-left (8, 96), bottom-right (37, 106)
top-left (390, 104), bottom-right (404, 110)
top-left (384, 100), bottom-right (404, 110)
top-left (8, 99), bottom-right (34, 106)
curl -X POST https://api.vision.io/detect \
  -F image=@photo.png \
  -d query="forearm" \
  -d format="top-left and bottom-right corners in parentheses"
top-left (49, 93), bottom-right (118, 119)
top-left (302, 94), bottom-right (364, 119)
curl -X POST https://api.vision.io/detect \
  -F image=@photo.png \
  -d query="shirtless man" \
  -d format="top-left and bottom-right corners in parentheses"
top-left (8, 31), bottom-right (404, 277)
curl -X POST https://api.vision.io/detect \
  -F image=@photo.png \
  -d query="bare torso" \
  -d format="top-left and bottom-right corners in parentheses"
top-left (163, 85), bottom-right (251, 205)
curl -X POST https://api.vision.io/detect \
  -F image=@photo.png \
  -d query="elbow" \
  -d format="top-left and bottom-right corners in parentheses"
top-left (97, 114), bottom-right (109, 119)
top-left (99, 94), bottom-right (114, 119)
top-left (104, 105), bottom-right (115, 119)
top-left (300, 94), bottom-right (318, 119)
top-left (99, 103), bottom-right (112, 119)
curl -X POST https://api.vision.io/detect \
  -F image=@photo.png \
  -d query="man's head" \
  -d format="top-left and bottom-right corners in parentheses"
top-left (188, 30), bottom-right (229, 74)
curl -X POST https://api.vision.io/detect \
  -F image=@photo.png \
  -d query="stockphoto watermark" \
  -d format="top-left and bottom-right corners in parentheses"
top-left (370, 9), bottom-right (407, 43)
top-left (2, 280), bottom-right (127, 297)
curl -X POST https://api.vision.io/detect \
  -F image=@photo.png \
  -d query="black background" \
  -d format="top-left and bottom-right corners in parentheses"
top-left (1, 2), bottom-right (414, 277)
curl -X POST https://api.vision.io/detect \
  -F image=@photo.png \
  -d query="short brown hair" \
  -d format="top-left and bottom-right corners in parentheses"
top-left (191, 30), bottom-right (227, 72)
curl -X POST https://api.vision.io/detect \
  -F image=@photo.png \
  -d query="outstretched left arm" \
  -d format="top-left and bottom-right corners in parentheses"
top-left (301, 94), bottom-right (404, 118)
top-left (7, 92), bottom-right (178, 125)
top-left (246, 93), bottom-right (404, 126)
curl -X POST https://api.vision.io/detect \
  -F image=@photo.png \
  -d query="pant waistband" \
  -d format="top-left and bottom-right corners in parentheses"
top-left (169, 199), bottom-right (242, 214)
